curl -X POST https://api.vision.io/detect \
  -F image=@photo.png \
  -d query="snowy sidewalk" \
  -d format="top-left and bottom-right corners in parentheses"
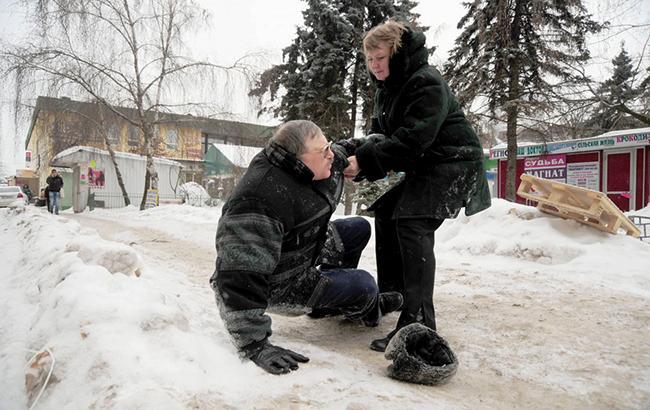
top-left (1, 201), bottom-right (650, 409)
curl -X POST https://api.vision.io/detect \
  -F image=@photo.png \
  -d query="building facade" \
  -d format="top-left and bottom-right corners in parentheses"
top-left (490, 127), bottom-right (650, 212)
top-left (25, 96), bottom-right (275, 207)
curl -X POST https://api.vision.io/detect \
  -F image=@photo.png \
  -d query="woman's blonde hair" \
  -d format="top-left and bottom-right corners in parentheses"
top-left (363, 20), bottom-right (407, 56)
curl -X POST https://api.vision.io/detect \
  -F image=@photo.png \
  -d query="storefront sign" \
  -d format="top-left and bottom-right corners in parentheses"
top-left (524, 154), bottom-right (566, 182)
top-left (566, 162), bottom-right (600, 191)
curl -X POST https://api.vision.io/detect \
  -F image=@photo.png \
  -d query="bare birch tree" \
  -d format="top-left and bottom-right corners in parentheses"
top-left (3, 0), bottom-right (251, 209)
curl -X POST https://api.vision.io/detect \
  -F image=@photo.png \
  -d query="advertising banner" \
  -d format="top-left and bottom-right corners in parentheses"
top-left (567, 162), bottom-right (600, 191)
top-left (88, 160), bottom-right (106, 189)
top-left (524, 154), bottom-right (567, 182)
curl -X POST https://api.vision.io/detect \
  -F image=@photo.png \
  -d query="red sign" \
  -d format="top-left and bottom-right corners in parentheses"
top-left (525, 154), bottom-right (567, 182)
top-left (524, 155), bottom-right (566, 168)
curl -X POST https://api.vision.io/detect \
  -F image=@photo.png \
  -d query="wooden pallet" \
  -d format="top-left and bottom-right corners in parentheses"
top-left (517, 174), bottom-right (641, 237)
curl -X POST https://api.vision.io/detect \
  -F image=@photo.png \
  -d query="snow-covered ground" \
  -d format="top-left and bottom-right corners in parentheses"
top-left (1, 199), bottom-right (649, 409)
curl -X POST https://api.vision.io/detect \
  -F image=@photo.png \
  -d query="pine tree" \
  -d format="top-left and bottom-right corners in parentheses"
top-left (250, 0), bottom-right (423, 213)
top-left (444, 0), bottom-right (602, 201)
top-left (250, 0), bottom-right (424, 136)
top-left (354, 172), bottom-right (403, 215)
top-left (640, 68), bottom-right (650, 118)
top-left (592, 44), bottom-right (641, 132)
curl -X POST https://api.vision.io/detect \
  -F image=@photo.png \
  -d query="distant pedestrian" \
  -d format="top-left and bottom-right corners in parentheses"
top-left (46, 169), bottom-right (64, 214)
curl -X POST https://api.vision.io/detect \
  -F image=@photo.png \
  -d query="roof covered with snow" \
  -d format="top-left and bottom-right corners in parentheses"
top-left (210, 143), bottom-right (262, 168)
top-left (52, 146), bottom-right (183, 167)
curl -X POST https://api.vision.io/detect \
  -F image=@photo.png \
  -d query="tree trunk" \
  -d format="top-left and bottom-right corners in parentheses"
top-left (505, 105), bottom-right (519, 202)
top-left (616, 103), bottom-right (650, 125)
top-left (344, 180), bottom-right (355, 215)
top-left (105, 139), bottom-right (130, 206)
top-left (505, 0), bottom-right (523, 202)
top-left (139, 122), bottom-right (159, 210)
top-left (81, 103), bottom-right (132, 207)
top-left (343, 52), bottom-right (363, 215)
top-left (344, 10), bottom-right (365, 215)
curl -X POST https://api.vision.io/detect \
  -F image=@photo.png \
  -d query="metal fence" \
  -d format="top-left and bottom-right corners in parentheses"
top-left (88, 190), bottom-right (218, 209)
top-left (628, 215), bottom-right (650, 243)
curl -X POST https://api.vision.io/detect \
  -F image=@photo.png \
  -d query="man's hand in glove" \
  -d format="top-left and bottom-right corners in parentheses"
top-left (244, 340), bottom-right (309, 375)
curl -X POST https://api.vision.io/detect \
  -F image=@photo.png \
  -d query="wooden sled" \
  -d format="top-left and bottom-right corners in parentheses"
top-left (517, 174), bottom-right (641, 237)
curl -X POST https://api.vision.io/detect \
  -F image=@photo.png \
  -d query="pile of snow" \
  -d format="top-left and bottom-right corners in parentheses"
top-left (2, 198), bottom-right (650, 408)
top-left (0, 208), bottom-right (240, 408)
top-left (178, 182), bottom-right (211, 206)
top-left (1, 206), bottom-right (449, 409)
top-left (435, 199), bottom-right (650, 297)
top-left (629, 204), bottom-right (650, 218)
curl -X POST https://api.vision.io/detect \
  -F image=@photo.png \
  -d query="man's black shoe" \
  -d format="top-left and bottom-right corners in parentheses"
top-left (379, 292), bottom-right (403, 315)
top-left (370, 328), bottom-right (398, 352)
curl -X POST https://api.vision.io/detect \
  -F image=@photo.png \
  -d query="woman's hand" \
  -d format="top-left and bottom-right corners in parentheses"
top-left (344, 156), bottom-right (360, 179)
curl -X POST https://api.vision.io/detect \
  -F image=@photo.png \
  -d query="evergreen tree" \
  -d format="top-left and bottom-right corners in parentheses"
top-left (251, 0), bottom-right (422, 137)
top-left (250, 0), bottom-right (423, 213)
top-left (444, 0), bottom-right (602, 201)
top-left (640, 68), bottom-right (650, 119)
top-left (354, 172), bottom-right (403, 215)
top-left (591, 44), bottom-right (642, 132)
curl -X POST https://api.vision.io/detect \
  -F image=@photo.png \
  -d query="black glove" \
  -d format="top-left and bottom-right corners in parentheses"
top-left (244, 340), bottom-right (309, 375)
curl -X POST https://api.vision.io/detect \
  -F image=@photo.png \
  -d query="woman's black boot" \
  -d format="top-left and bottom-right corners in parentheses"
top-left (370, 328), bottom-right (398, 352)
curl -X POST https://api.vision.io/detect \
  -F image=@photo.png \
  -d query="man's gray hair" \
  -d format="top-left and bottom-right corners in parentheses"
top-left (268, 120), bottom-right (322, 156)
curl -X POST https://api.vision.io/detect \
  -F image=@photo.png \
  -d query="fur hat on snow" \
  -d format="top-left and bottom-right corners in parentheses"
top-left (385, 323), bottom-right (458, 385)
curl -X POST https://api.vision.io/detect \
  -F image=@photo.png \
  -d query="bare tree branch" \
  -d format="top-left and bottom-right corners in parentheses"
top-left (3, 0), bottom-right (258, 209)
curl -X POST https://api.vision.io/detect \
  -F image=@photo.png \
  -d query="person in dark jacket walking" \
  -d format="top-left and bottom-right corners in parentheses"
top-left (344, 20), bottom-right (491, 352)
top-left (46, 168), bottom-right (64, 215)
top-left (210, 120), bottom-right (403, 375)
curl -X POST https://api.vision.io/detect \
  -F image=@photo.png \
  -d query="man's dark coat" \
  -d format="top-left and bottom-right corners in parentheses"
top-left (210, 143), bottom-right (350, 352)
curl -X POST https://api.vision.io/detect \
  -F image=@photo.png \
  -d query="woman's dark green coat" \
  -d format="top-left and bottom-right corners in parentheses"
top-left (355, 28), bottom-right (491, 219)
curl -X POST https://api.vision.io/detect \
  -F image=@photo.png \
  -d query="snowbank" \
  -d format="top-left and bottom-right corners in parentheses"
top-left (436, 199), bottom-right (650, 297)
top-left (629, 204), bottom-right (650, 218)
top-left (2, 198), bottom-right (649, 409)
top-left (0, 207), bottom-right (242, 408)
top-left (1, 207), bottom-right (444, 409)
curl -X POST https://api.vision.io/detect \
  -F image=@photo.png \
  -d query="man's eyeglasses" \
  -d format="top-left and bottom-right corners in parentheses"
top-left (316, 141), bottom-right (333, 158)
top-left (303, 141), bottom-right (333, 159)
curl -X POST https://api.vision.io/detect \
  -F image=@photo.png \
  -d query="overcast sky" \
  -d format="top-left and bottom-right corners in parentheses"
top-left (1, 0), bottom-right (648, 174)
